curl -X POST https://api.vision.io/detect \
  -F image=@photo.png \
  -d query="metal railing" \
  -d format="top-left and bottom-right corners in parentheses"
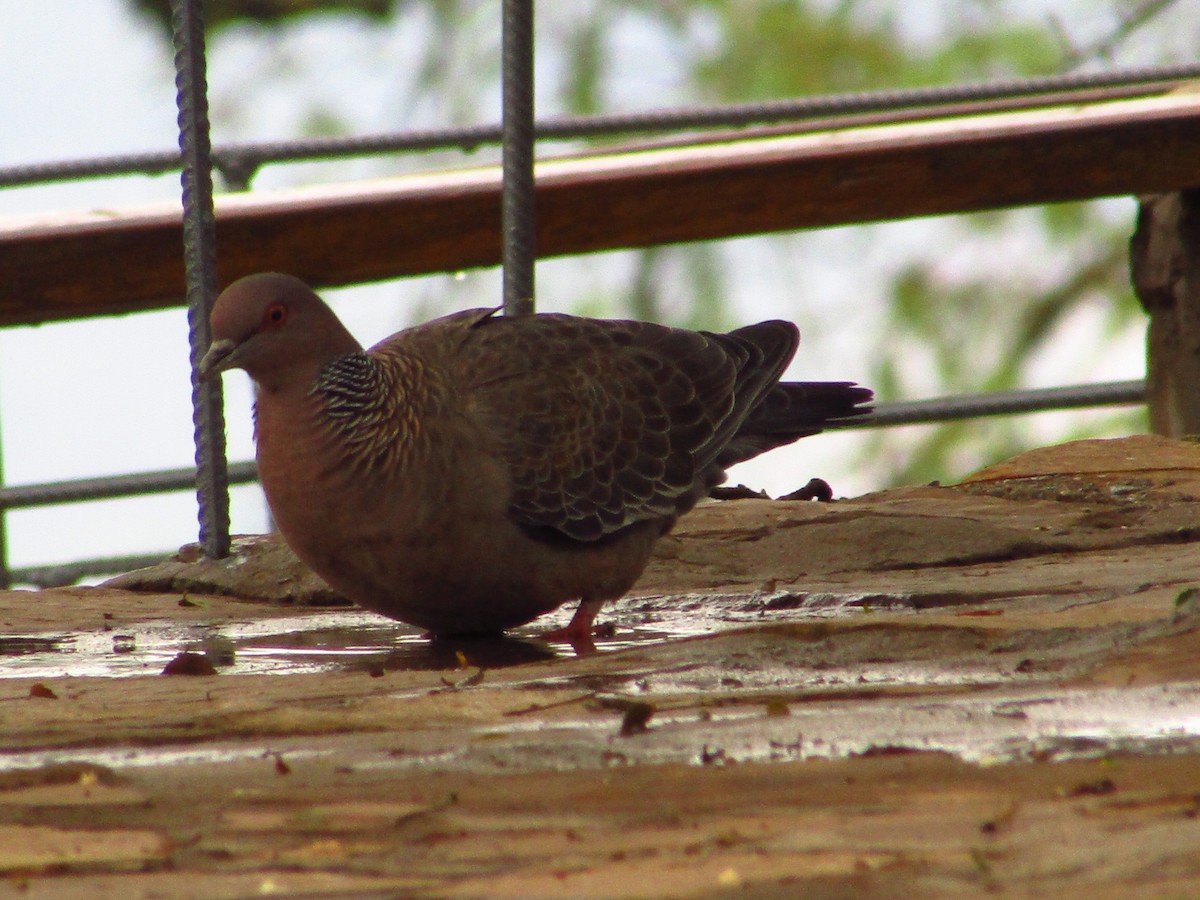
top-left (5, 61), bottom-right (1200, 192)
top-left (0, 0), bottom-right (1182, 588)
top-left (0, 380), bottom-right (1148, 588)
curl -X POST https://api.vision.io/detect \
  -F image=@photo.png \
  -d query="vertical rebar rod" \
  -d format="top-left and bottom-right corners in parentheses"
top-left (171, 0), bottom-right (230, 560)
top-left (501, 0), bottom-right (536, 316)
top-left (0, 415), bottom-right (9, 590)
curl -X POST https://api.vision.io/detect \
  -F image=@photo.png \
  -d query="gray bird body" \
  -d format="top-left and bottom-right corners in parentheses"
top-left (202, 273), bottom-right (872, 638)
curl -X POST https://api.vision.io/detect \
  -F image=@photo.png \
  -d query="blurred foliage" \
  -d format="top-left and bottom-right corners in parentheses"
top-left (582, 0), bottom-right (1150, 485)
top-left (132, 0), bottom-right (1178, 486)
top-left (689, 0), bottom-right (1062, 96)
top-left (860, 208), bottom-right (1148, 485)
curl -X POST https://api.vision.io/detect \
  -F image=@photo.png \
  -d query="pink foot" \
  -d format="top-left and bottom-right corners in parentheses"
top-left (542, 598), bottom-right (606, 655)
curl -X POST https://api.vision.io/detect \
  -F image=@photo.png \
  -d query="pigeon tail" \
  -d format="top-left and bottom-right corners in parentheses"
top-left (716, 381), bottom-right (874, 469)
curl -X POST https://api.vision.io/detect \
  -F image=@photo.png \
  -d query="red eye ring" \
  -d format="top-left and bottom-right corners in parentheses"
top-left (263, 303), bottom-right (288, 328)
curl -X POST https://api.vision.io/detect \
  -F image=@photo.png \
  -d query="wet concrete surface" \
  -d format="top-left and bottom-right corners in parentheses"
top-left (3, 434), bottom-right (1200, 896)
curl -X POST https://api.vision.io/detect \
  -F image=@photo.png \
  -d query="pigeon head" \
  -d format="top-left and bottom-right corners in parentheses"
top-left (201, 273), bottom-right (361, 392)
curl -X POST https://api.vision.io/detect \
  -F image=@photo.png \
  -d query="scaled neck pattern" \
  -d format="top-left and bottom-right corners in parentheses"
top-left (311, 351), bottom-right (431, 479)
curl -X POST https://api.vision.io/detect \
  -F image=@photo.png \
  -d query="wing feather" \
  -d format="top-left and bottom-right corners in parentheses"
top-left (456, 314), bottom-right (798, 542)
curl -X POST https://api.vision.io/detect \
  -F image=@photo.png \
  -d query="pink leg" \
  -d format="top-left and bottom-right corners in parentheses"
top-left (542, 597), bottom-right (606, 654)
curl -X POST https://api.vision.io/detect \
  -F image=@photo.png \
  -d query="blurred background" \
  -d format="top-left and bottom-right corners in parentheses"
top-left (0, 0), bottom-right (1190, 574)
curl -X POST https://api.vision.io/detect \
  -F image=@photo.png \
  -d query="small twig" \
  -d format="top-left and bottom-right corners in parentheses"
top-left (1060, 0), bottom-right (1184, 70)
top-left (503, 690), bottom-right (599, 716)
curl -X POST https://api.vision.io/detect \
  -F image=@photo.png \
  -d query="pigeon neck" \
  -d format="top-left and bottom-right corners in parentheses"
top-left (254, 316), bottom-right (363, 398)
top-left (309, 351), bottom-right (438, 478)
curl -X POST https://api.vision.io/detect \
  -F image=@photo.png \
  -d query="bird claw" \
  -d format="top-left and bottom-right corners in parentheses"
top-left (540, 622), bottom-right (600, 656)
top-left (779, 477), bottom-right (834, 502)
top-left (542, 598), bottom-right (609, 655)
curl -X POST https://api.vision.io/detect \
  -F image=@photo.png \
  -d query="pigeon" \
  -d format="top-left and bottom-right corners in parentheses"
top-left (200, 272), bottom-right (872, 647)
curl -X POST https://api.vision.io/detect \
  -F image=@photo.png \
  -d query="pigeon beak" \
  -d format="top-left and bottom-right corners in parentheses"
top-left (198, 338), bottom-right (242, 378)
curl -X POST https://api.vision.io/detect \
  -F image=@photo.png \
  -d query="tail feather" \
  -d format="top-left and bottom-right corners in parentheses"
top-left (717, 381), bottom-right (873, 468)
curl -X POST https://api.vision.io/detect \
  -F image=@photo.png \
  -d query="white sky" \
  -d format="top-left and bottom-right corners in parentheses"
top-left (0, 0), bottom-right (1166, 573)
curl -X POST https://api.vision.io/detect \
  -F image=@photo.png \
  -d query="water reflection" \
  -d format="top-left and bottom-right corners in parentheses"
top-left (0, 589), bottom-right (918, 680)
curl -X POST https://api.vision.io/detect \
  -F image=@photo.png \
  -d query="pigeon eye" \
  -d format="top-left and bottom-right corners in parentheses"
top-left (263, 303), bottom-right (287, 327)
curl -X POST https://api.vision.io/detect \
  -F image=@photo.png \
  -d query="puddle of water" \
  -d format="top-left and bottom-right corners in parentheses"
top-left (2, 681), bottom-right (1198, 777)
top-left (617, 590), bottom-right (913, 636)
top-left (9, 586), bottom-right (1199, 774)
top-left (0, 743), bottom-right (335, 773)
top-left (0, 611), bottom-right (396, 679)
top-left (0, 591), bottom-right (890, 680)
top-left (0, 611), bottom-right (577, 679)
top-left (458, 682), bottom-right (1200, 770)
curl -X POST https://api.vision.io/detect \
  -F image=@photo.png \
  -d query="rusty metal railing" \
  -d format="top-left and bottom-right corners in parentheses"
top-left (0, 0), bottom-right (1180, 587)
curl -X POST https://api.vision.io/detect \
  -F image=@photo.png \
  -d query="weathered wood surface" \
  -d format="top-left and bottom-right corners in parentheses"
top-left (4, 92), bottom-right (1200, 325)
top-left (1133, 189), bottom-right (1200, 438)
top-left (4, 435), bottom-right (1200, 896)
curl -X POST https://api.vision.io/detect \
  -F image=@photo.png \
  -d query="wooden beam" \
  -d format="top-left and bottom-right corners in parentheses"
top-left (4, 92), bottom-right (1200, 326)
top-left (1132, 189), bottom-right (1200, 438)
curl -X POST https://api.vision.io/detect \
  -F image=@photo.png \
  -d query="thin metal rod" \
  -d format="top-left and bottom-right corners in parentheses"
top-left (0, 379), bottom-right (1147, 586)
top-left (5, 62), bottom-right (1200, 189)
top-left (501, 0), bottom-right (536, 315)
top-left (0, 413), bottom-right (9, 590)
top-left (833, 380), bottom-right (1146, 429)
top-left (10, 554), bottom-right (188, 590)
top-left (0, 381), bottom-right (1146, 511)
top-left (0, 461), bottom-right (258, 510)
top-left (171, 0), bottom-right (230, 560)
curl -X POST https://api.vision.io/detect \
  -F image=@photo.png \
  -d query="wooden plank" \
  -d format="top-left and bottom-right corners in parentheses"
top-left (3, 92), bottom-right (1200, 326)
top-left (1132, 190), bottom-right (1200, 438)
